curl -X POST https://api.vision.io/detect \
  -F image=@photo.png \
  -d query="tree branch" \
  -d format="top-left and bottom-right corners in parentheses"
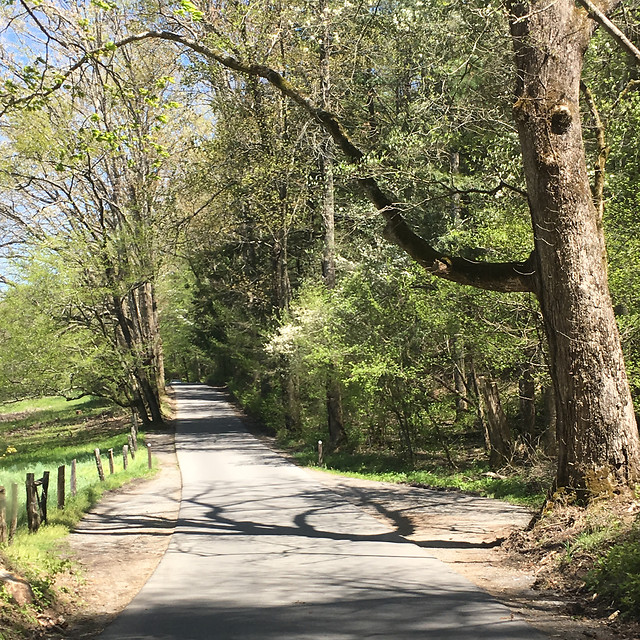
top-left (436, 178), bottom-right (528, 199)
top-left (577, 0), bottom-right (640, 65)
top-left (4, 27), bottom-right (538, 293)
top-left (142, 31), bottom-right (536, 293)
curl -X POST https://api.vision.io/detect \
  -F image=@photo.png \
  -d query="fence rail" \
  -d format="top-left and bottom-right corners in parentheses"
top-left (0, 438), bottom-right (153, 543)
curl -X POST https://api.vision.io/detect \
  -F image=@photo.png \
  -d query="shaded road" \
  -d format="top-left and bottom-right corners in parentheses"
top-left (100, 384), bottom-right (547, 640)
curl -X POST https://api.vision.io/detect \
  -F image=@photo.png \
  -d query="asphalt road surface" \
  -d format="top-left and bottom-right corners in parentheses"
top-left (100, 384), bottom-right (547, 640)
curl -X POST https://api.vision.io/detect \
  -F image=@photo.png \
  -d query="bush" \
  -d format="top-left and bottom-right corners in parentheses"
top-left (587, 525), bottom-right (640, 618)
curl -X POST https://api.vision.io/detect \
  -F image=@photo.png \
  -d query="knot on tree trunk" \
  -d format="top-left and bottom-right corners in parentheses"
top-left (551, 104), bottom-right (573, 134)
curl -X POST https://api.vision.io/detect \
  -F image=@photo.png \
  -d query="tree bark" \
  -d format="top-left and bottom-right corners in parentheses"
top-left (543, 384), bottom-right (557, 456)
top-left (452, 334), bottom-right (468, 419)
top-left (470, 360), bottom-right (489, 451)
top-left (519, 363), bottom-right (536, 438)
top-left (327, 376), bottom-right (345, 447)
top-left (282, 369), bottom-right (301, 434)
top-left (478, 376), bottom-right (512, 469)
top-left (509, 0), bottom-right (640, 491)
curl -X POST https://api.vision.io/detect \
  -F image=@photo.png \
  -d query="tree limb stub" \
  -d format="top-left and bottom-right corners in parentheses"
top-left (12, 28), bottom-right (536, 294)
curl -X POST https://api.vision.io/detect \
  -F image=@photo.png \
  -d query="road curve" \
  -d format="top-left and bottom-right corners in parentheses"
top-left (100, 384), bottom-right (547, 640)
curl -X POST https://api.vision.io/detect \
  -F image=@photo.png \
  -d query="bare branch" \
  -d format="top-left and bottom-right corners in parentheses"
top-left (580, 81), bottom-right (608, 222)
top-left (577, 0), bottom-right (640, 65)
top-left (436, 178), bottom-right (528, 199)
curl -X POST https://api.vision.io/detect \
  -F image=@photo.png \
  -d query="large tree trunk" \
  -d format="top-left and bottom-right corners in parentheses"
top-left (509, 0), bottom-right (640, 491)
top-left (134, 281), bottom-right (166, 396)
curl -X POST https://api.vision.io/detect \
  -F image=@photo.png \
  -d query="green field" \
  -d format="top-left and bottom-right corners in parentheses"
top-left (0, 394), bottom-right (156, 638)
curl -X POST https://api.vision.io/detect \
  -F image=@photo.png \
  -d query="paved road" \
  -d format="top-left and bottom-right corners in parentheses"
top-left (100, 384), bottom-right (547, 640)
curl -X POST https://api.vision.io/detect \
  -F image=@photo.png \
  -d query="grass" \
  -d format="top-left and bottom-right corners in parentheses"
top-left (0, 395), bottom-right (124, 467)
top-left (0, 395), bottom-right (157, 638)
top-left (291, 448), bottom-right (549, 508)
top-left (586, 523), bottom-right (640, 618)
top-left (0, 395), bottom-right (151, 530)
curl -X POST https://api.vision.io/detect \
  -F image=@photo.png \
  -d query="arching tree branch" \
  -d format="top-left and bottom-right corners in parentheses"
top-left (3, 27), bottom-right (537, 293)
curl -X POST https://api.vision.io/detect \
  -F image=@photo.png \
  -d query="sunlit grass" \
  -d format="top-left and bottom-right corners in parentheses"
top-left (293, 449), bottom-right (548, 507)
top-left (0, 395), bottom-right (124, 467)
top-left (0, 395), bottom-right (155, 594)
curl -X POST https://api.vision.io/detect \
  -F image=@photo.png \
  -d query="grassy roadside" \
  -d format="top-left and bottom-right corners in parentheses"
top-left (288, 446), bottom-right (551, 508)
top-left (0, 396), bottom-right (156, 639)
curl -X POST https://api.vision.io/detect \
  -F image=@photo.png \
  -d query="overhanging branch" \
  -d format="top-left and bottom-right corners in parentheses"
top-left (4, 27), bottom-right (538, 294)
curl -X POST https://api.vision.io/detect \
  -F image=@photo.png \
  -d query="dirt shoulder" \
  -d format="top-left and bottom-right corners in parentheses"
top-left (56, 429), bottom-right (181, 639)
top-left (56, 421), bottom-right (629, 640)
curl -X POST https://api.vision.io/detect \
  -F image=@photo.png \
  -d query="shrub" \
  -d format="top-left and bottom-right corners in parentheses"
top-left (586, 525), bottom-right (640, 618)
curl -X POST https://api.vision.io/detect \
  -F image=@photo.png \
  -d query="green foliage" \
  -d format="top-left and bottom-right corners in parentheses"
top-left (257, 246), bottom-right (542, 459)
top-left (587, 524), bottom-right (640, 619)
top-left (0, 254), bottom-right (133, 405)
top-left (0, 395), bottom-right (151, 532)
top-left (158, 265), bottom-right (211, 383)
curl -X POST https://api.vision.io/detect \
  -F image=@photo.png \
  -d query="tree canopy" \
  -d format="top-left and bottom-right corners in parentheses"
top-left (2, 0), bottom-right (640, 495)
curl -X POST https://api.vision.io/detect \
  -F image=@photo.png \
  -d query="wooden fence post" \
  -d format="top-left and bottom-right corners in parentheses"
top-left (57, 465), bottom-right (65, 509)
top-left (127, 435), bottom-right (136, 460)
top-left (9, 483), bottom-right (18, 541)
top-left (123, 445), bottom-right (129, 470)
top-left (94, 448), bottom-right (105, 482)
top-left (131, 409), bottom-right (138, 436)
top-left (0, 487), bottom-right (6, 544)
top-left (70, 459), bottom-right (77, 497)
top-left (40, 471), bottom-right (50, 524)
top-left (147, 443), bottom-right (152, 470)
top-left (130, 426), bottom-right (138, 452)
top-left (26, 473), bottom-right (40, 533)
top-left (108, 449), bottom-right (115, 475)
top-left (318, 440), bottom-right (324, 466)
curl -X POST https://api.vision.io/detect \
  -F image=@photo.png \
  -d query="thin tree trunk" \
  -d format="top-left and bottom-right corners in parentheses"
top-left (319, 0), bottom-right (346, 447)
top-left (469, 361), bottom-right (489, 452)
top-left (452, 334), bottom-right (468, 419)
top-left (327, 376), bottom-right (345, 447)
top-left (478, 376), bottom-right (512, 469)
top-left (283, 369), bottom-right (301, 434)
top-left (450, 149), bottom-right (462, 227)
top-left (519, 363), bottom-right (536, 440)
